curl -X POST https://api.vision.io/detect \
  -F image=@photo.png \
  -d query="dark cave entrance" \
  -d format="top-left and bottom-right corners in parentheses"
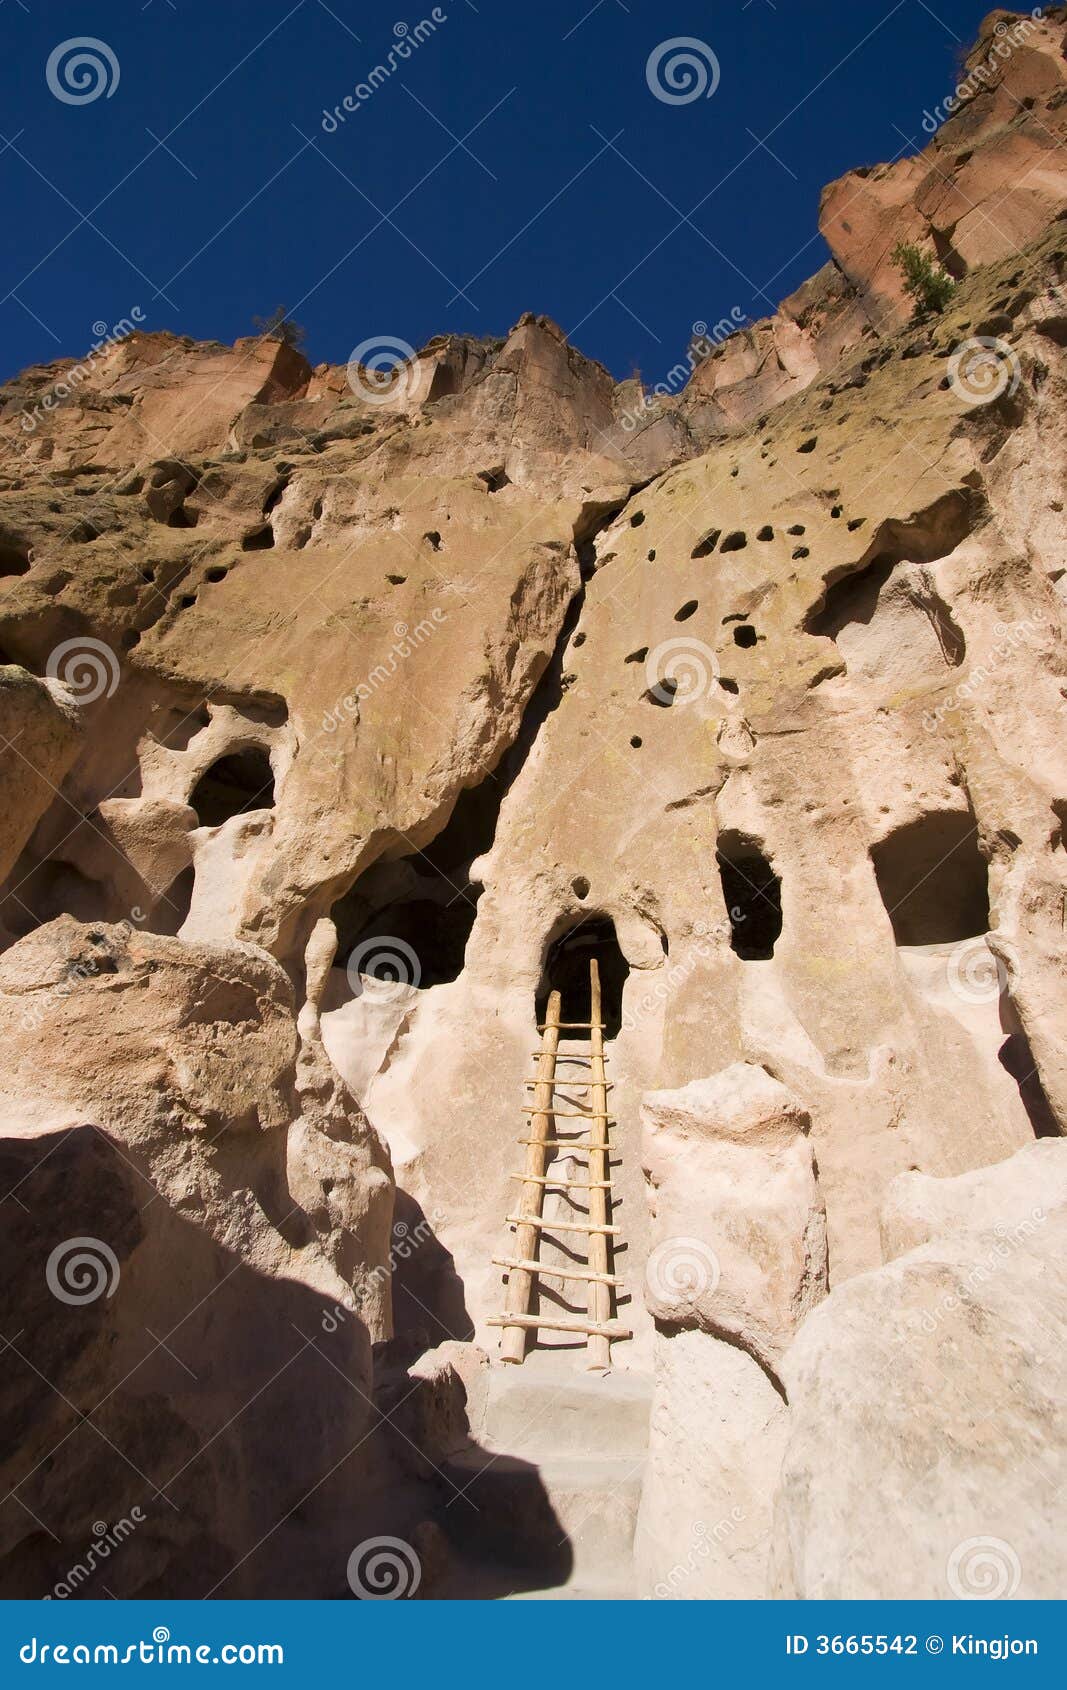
top-left (189, 746), bottom-right (275, 828)
top-left (329, 780), bottom-right (497, 994)
top-left (871, 810), bottom-right (989, 945)
top-left (536, 916), bottom-right (630, 1039)
top-left (716, 831), bottom-right (783, 960)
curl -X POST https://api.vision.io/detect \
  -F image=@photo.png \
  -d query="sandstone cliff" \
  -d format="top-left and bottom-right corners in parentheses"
top-left (1, 5), bottom-right (1065, 1602)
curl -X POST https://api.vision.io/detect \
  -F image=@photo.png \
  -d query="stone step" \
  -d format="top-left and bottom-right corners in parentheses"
top-left (481, 1362), bottom-right (652, 1461)
top-left (437, 1447), bottom-right (644, 1586)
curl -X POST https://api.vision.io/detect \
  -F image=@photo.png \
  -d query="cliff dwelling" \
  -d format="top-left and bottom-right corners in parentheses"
top-left (0, 3), bottom-right (1065, 1613)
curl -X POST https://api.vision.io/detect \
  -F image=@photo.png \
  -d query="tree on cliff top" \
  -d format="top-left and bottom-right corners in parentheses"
top-left (252, 306), bottom-right (307, 349)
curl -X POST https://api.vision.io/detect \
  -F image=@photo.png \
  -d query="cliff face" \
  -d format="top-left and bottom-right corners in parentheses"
top-left (682, 6), bottom-right (1067, 431)
top-left (1, 7), bottom-right (1066, 1602)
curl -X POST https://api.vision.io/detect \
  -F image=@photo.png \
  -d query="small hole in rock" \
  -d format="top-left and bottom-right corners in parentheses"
top-left (630, 735), bottom-right (642, 748)
top-left (242, 524), bottom-right (274, 551)
top-left (630, 511), bottom-right (645, 527)
top-left (572, 876), bottom-right (590, 900)
top-left (692, 529), bottom-right (721, 559)
top-left (625, 647), bottom-right (649, 664)
top-left (675, 600), bottom-right (699, 622)
top-left (797, 437), bottom-right (818, 454)
top-left (479, 467), bottom-right (511, 492)
top-left (424, 531), bottom-right (442, 550)
top-left (721, 531), bottom-right (747, 553)
top-left (757, 526), bottom-right (774, 542)
top-left (871, 812), bottom-right (989, 944)
top-left (190, 746), bottom-right (275, 828)
top-left (644, 678), bottom-right (677, 708)
top-left (717, 831), bottom-right (782, 960)
top-left (733, 625), bottom-right (758, 648)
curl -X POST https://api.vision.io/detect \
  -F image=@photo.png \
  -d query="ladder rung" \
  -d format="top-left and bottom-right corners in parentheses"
top-left (506, 1213), bottom-right (620, 1236)
top-left (489, 1313), bottom-right (632, 1339)
top-left (537, 1022), bottom-right (605, 1030)
top-left (493, 1256), bottom-right (624, 1286)
top-left (529, 1052), bottom-right (592, 1060)
top-left (524, 1080), bottom-right (613, 1091)
top-left (509, 1172), bottom-right (612, 1189)
top-left (518, 1138), bottom-right (620, 1150)
top-left (520, 1110), bottom-right (612, 1121)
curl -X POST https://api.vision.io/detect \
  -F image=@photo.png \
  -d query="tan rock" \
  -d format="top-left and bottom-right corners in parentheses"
top-left (641, 1064), bottom-right (827, 1372)
top-left (771, 1141), bottom-right (1067, 1598)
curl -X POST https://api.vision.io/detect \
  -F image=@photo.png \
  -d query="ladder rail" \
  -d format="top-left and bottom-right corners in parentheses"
top-left (586, 959), bottom-right (614, 1371)
top-left (499, 989), bottom-right (561, 1364)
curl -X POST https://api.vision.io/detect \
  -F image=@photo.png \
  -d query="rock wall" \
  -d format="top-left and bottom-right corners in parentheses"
top-left (0, 7), bottom-right (1065, 1599)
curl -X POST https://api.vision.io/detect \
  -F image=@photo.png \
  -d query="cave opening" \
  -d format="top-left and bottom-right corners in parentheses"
top-left (536, 915), bottom-right (630, 1039)
top-left (330, 777), bottom-right (499, 994)
top-left (190, 746), bottom-right (275, 828)
top-left (716, 831), bottom-right (782, 960)
top-left (871, 810), bottom-right (989, 945)
top-left (2, 858), bottom-right (109, 938)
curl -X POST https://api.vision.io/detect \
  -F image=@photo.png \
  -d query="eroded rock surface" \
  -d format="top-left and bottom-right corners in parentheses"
top-left (771, 1141), bottom-right (1067, 1599)
top-left (0, 6), bottom-right (1065, 1599)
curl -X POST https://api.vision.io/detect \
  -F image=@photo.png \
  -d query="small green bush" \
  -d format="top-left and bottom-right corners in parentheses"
top-left (891, 243), bottom-right (957, 316)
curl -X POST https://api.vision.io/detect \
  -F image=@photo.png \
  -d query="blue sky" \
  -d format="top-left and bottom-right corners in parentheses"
top-left (0, 0), bottom-right (996, 386)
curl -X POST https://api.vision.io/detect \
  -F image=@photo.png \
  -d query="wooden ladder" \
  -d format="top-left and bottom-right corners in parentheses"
top-left (490, 958), bottom-right (630, 1370)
